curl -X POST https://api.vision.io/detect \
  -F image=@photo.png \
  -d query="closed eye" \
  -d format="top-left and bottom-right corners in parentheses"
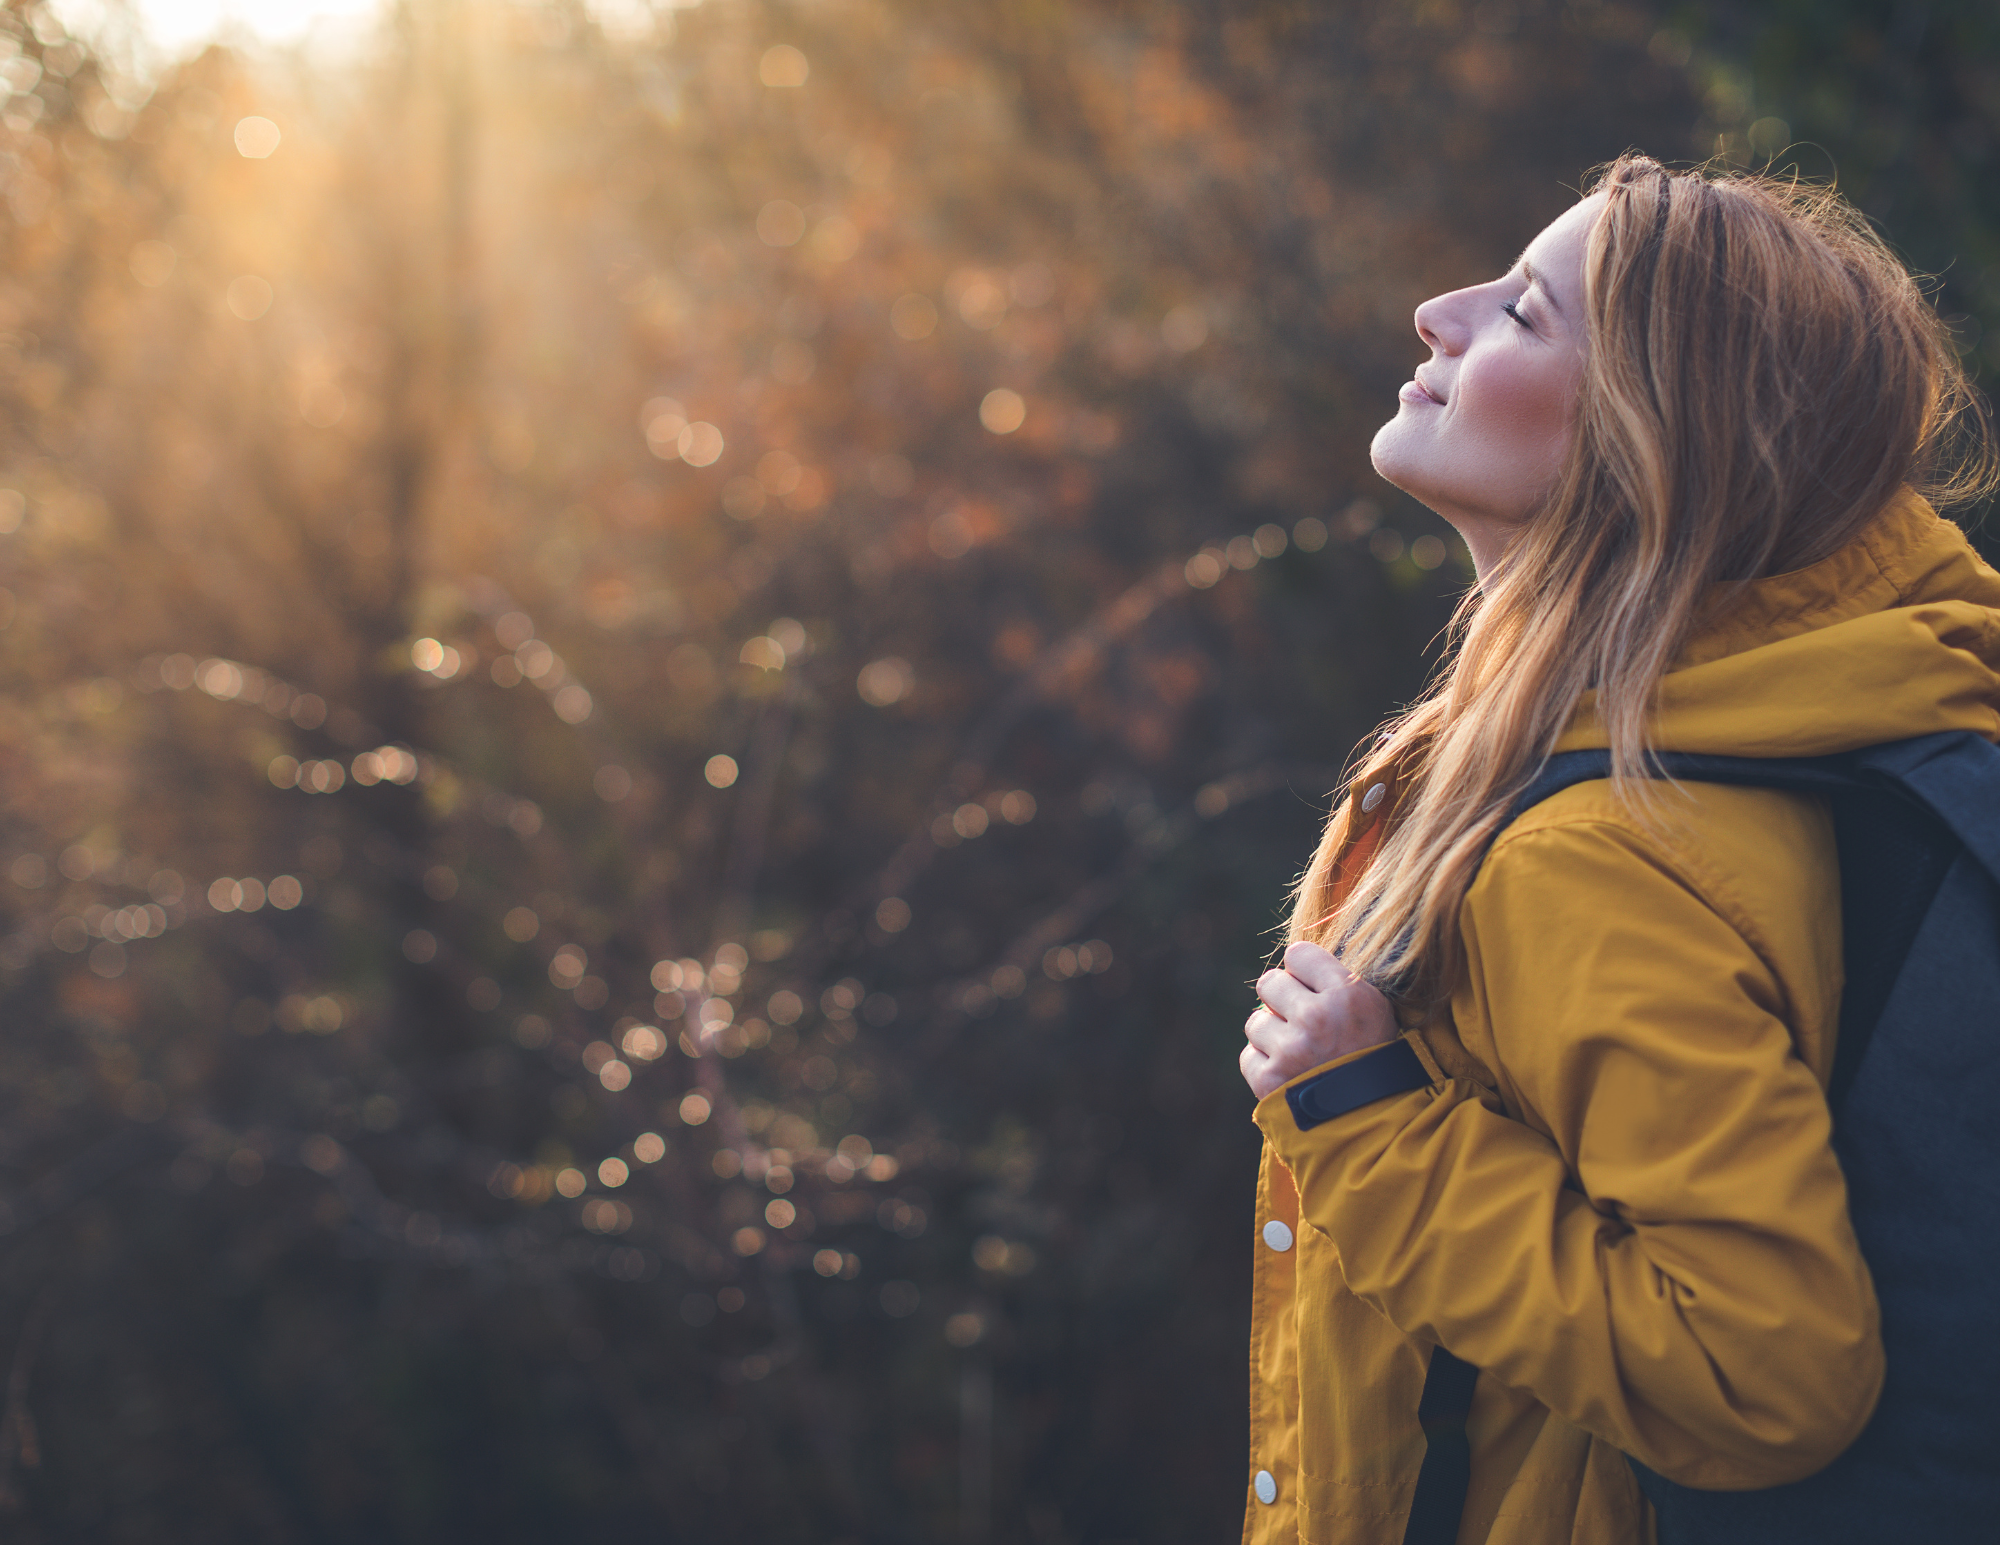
top-left (1501, 300), bottom-right (1531, 330)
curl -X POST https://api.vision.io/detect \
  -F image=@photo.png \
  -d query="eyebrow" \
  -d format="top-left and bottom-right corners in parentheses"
top-left (1519, 259), bottom-right (1564, 317)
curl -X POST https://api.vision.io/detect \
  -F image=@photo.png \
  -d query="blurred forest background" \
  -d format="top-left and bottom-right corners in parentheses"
top-left (0, 0), bottom-right (1991, 1540)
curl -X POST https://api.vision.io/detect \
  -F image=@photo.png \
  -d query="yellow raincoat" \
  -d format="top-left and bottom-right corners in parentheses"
top-left (1245, 493), bottom-right (2000, 1544)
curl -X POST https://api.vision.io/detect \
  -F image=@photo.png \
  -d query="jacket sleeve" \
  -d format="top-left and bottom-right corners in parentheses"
top-left (1254, 818), bottom-right (1884, 1490)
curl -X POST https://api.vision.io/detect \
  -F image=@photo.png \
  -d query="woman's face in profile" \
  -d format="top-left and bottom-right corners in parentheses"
top-left (1370, 193), bottom-right (1600, 572)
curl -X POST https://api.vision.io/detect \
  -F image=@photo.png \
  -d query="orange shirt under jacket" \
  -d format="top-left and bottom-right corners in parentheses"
top-left (1243, 493), bottom-right (2000, 1545)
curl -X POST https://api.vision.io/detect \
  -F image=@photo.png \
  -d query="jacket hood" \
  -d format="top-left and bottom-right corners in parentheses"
top-left (1554, 491), bottom-right (2000, 757)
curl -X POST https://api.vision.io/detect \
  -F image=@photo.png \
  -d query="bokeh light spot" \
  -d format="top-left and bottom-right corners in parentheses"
top-left (233, 116), bottom-right (282, 158)
top-left (890, 293), bottom-right (937, 340)
top-left (226, 275), bottom-right (274, 320)
top-left (758, 44), bottom-right (809, 88)
top-left (856, 657), bottom-right (913, 707)
top-left (756, 200), bottom-right (805, 248)
top-left (300, 381), bottom-right (346, 427)
top-left (928, 509), bottom-right (973, 559)
top-left (621, 1025), bottom-right (664, 1064)
top-left (955, 272), bottom-right (1007, 329)
top-left (1160, 303), bottom-right (1209, 352)
top-left (721, 476), bottom-right (766, 519)
top-left (809, 216), bottom-right (859, 263)
top-left (999, 789), bottom-right (1036, 823)
top-left (979, 388), bottom-right (1026, 434)
top-left (552, 683), bottom-right (593, 723)
top-left (129, 239), bottom-right (175, 287)
top-left (642, 398), bottom-right (687, 458)
top-left (678, 421), bottom-right (725, 466)
top-left (594, 764), bottom-right (632, 801)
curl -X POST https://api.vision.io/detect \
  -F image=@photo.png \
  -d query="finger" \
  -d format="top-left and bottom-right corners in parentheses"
top-left (1256, 967), bottom-right (1315, 1023)
top-left (1240, 1042), bottom-right (1285, 1101)
top-left (1283, 939), bottom-right (1352, 992)
top-left (1243, 1007), bottom-right (1291, 1059)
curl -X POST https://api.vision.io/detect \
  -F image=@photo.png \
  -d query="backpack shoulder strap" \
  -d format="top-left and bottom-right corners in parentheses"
top-left (1506, 746), bottom-right (1889, 826)
top-left (1508, 748), bottom-right (1615, 820)
top-left (1513, 732), bottom-right (2000, 853)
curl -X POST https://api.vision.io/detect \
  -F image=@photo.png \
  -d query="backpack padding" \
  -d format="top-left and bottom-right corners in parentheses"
top-left (1845, 730), bottom-right (2000, 881)
top-left (1816, 789), bottom-right (1956, 1106)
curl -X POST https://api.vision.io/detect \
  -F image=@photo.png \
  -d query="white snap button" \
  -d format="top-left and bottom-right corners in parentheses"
top-left (1254, 1469), bottom-right (1278, 1505)
top-left (1361, 783), bottom-right (1387, 813)
top-left (1262, 1219), bottom-right (1294, 1252)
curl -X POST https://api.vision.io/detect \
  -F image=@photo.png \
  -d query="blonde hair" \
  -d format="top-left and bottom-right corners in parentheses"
top-left (1293, 153), bottom-right (1996, 1010)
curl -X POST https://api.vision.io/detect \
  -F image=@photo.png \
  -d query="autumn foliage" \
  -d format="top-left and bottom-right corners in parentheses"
top-left (0, 1), bottom-right (1981, 1540)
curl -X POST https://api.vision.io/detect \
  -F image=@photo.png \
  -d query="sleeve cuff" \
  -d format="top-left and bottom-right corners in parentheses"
top-left (1283, 1036), bottom-right (1435, 1131)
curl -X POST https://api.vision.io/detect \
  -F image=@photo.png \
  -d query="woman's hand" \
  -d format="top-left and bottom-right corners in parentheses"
top-left (1240, 940), bottom-right (1400, 1100)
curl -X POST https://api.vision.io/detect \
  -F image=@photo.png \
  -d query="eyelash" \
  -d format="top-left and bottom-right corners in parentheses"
top-left (1502, 300), bottom-right (1531, 329)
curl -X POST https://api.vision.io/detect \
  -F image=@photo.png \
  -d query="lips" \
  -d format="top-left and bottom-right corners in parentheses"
top-left (1413, 371), bottom-right (1445, 405)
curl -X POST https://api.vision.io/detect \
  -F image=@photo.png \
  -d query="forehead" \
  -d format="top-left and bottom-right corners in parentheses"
top-left (1518, 193), bottom-right (1603, 303)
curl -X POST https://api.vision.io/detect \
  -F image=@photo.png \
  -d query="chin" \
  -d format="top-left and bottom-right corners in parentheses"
top-left (1368, 417), bottom-right (1422, 499)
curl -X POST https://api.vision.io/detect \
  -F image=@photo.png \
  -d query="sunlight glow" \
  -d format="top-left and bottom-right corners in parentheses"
top-left (60, 1), bottom-right (700, 58)
top-left (57, 0), bottom-right (383, 57)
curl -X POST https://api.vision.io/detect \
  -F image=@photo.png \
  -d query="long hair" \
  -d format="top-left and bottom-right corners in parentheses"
top-left (1292, 154), bottom-right (1997, 1010)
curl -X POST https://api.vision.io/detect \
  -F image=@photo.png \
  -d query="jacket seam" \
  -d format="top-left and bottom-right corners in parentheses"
top-left (1858, 496), bottom-right (1931, 599)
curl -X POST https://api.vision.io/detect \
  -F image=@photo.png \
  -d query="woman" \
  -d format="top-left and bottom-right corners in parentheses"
top-left (1237, 155), bottom-right (2000, 1544)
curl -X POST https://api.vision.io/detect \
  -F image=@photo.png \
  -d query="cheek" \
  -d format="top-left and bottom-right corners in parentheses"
top-left (1459, 353), bottom-right (1574, 449)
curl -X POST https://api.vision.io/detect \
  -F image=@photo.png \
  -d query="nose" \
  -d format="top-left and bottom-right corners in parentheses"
top-left (1413, 287), bottom-right (1471, 355)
